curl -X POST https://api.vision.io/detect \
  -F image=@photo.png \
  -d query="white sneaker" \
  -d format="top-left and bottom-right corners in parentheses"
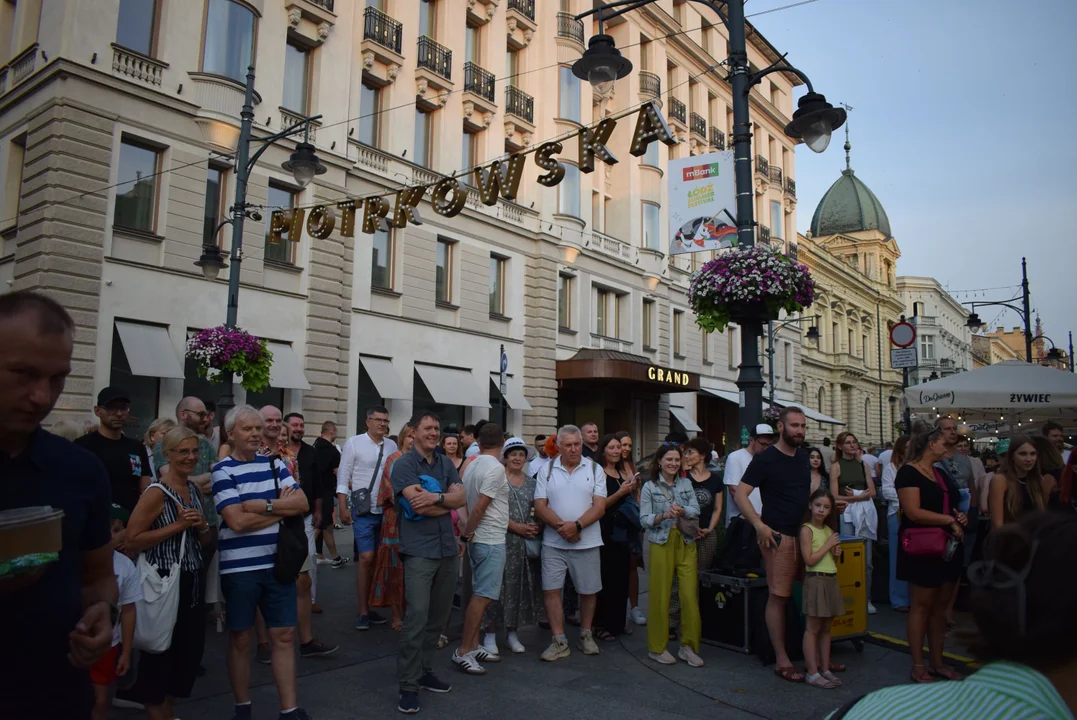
top-left (112, 699), bottom-right (145, 710)
top-left (631, 607), bottom-right (647, 625)
top-left (451, 650), bottom-right (486, 675)
top-left (678, 645), bottom-right (704, 668)
top-left (481, 636), bottom-right (500, 658)
top-left (314, 555), bottom-right (333, 565)
top-left (506, 634), bottom-right (526, 654)
top-left (648, 650), bottom-right (676, 665)
top-left (867, 603), bottom-right (878, 615)
top-left (472, 646), bottom-right (501, 663)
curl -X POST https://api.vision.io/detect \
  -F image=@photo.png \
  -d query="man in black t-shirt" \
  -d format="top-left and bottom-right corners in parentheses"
top-left (313, 421), bottom-right (346, 566)
top-left (74, 386), bottom-right (152, 512)
top-left (736, 406), bottom-right (811, 681)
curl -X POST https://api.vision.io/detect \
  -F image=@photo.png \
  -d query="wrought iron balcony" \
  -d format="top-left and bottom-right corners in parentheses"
top-left (505, 85), bottom-right (534, 124)
top-left (417, 35), bottom-right (452, 80)
top-left (507, 0), bottom-right (535, 21)
top-left (307, 0), bottom-right (334, 11)
top-left (464, 62), bottom-right (495, 103)
top-left (785, 177), bottom-right (796, 197)
top-left (755, 154), bottom-right (769, 178)
top-left (363, 6), bottom-right (402, 54)
top-left (709, 127), bottom-right (725, 150)
top-left (668, 96), bottom-right (686, 124)
top-left (690, 112), bottom-right (707, 138)
top-left (769, 165), bottom-right (783, 187)
top-left (787, 242), bottom-right (798, 260)
top-left (638, 70), bottom-right (660, 98)
top-left (556, 12), bottom-right (584, 44)
top-left (758, 223), bottom-right (771, 244)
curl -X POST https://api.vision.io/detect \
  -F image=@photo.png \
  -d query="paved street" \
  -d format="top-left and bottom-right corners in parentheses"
top-left (112, 530), bottom-right (968, 720)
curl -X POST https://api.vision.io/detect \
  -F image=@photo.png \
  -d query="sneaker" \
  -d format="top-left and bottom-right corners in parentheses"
top-left (112, 698), bottom-right (146, 710)
top-left (506, 634), bottom-right (526, 654)
top-left (397, 691), bottom-right (420, 714)
top-left (649, 650), bottom-right (676, 665)
top-left (481, 636), bottom-right (500, 658)
top-left (451, 649), bottom-right (487, 675)
top-left (355, 615), bottom-right (371, 631)
top-left (577, 629), bottom-right (600, 656)
top-left (540, 638), bottom-right (571, 662)
top-left (472, 646), bottom-right (501, 663)
top-left (230, 703), bottom-right (252, 720)
top-left (369, 609), bottom-right (388, 625)
top-left (868, 603), bottom-right (878, 615)
top-left (678, 645), bottom-right (704, 668)
top-left (279, 710), bottom-right (312, 720)
top-left (315, 555), bottom-right (333, 566)
top-left (300, 638), bottom-right (339, 658)
top-left (333, 523), bottom-right (345, 531)
top-left (418, 671), bottom-right (452, 693)
top-left (631, 607), bottom-right (647, 626)
top-left (256, 643), bottom-right (272, 665)
top-left (331, 556), bottom-right (350, 568)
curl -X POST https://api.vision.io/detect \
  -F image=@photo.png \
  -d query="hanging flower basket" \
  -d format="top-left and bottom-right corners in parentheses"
top-left (763, 405), bottom-right (781, 424)
top-left (688, 245), bottom-right (816, 333)
top-left (186, 326), bottom-right (273, 393)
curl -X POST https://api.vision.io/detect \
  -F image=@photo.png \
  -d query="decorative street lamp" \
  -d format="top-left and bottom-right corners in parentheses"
top-left (573, 0), bottom-right (845, 433)
top-left (194, 66), bottom-right (326, 421)
top-left (965, 257), bottom-right (1033, 363)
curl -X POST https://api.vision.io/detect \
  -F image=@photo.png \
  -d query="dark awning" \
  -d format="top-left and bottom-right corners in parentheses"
top-left (556, 348), bottom-right (700, 391)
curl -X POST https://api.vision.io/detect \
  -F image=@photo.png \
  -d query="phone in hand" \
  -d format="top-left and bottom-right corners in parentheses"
top-left (772, 533), bottom-right (782, 547)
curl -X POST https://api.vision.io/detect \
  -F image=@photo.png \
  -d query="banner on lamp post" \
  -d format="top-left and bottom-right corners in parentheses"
top-left (667, 150), bottom-right (738, 256)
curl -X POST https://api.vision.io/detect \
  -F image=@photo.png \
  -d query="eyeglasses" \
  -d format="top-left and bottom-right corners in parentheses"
top-left (100, 404), bottom-right (131, 414)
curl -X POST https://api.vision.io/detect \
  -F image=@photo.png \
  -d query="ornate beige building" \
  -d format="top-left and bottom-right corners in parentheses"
top-left (795, 142), bottom-right (904, 446)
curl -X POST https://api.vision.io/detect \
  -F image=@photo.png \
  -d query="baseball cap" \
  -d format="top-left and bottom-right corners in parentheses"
top-left (96, 386), bottom-right (131, 406)
top-left (751, 423), bottom-right (776, 437)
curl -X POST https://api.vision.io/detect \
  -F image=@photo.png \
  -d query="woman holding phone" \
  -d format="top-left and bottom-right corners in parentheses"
top-left (594, 434), bottom-right (639, 640)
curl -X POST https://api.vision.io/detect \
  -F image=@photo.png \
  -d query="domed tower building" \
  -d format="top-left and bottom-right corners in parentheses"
top-left (795, 133), bottom-right (905, 447)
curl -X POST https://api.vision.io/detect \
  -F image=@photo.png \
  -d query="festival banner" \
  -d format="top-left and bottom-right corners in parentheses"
top-left (667, 150), bottom-right (737, 255)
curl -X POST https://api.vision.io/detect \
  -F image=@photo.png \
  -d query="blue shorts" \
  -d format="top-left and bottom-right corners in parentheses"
top-left (469, 542), bottom-right (506, 600)
top-left (220, 567), bottom-right (298, 631)
top-left (353, 512), bottom-right (383, 555)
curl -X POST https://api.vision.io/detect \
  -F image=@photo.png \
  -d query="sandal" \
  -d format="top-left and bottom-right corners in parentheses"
top-left (929, 664), bottom-right (964, 681)
top-left (593, 629), bottom-right (617, 642)
top-left (804, 672), bottom-right (836, 689)
top-left (822, 671), bottom-right (842, 686)
top-left (775, 665), bottom-right (804, 683)
top-left (910, 664), bottom-right (936, 684)
top-left (828, 661), bottom-right (846, 672)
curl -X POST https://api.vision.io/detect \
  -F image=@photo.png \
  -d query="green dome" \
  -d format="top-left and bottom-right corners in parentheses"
top-left (809, 167), bottom-right (892, 238)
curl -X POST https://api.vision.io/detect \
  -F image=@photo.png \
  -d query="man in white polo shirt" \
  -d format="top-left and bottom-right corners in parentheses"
top-left (723, 424), bottom-right (776, 527)
top-left (534, 424), bottom-right (607, 662)
top-left (336, 406), bottom-right (397, 631)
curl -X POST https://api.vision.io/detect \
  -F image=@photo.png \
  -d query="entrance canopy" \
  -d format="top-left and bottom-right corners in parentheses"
top-left (556, 349), bottom-right (701, 391)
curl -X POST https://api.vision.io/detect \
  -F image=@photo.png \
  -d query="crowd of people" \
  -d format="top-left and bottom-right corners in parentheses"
top-left (3, 288), bottom-right (1076, 720)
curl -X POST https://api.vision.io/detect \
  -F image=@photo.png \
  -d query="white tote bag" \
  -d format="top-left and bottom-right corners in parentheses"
top-left (133, 484), bottom-right (188, 653)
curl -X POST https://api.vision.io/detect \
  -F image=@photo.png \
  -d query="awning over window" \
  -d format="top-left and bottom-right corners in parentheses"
top-left (115, 321), bottom-right (185, 379)
top-left (266, 342), bottom-right (311, 390)
top-left (669, 405), bottom-right (701, 433)
top-left (700, 387), bottom-right (741, 405)
top-left (415, 364), bottom-right (488, 408)
top-left (489, 374), bottom-right (533, 411)
top-left (360, 356), bottom-right (409, 400)
top-left (773, 399), bottom-right (844, 426)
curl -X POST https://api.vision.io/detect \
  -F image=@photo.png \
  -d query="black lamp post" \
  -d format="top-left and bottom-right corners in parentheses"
top-left (965, 257), bottom-right (1033, 363)
top-left (194, 66), bottom-right (326, 422)
top-left (1030, 334), bottom-right (1065, 370)
top-left (573, 0), bottom-right (845, 434)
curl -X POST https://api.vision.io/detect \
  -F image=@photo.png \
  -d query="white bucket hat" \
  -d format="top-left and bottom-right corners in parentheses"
top-left (501, 436), bottom-right (536, 463)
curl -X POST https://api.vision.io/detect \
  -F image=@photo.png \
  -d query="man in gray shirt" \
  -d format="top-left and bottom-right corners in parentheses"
top-left (390, 410), bottom-right (466, 715)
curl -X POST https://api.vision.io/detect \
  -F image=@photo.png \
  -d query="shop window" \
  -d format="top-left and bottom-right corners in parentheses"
top-left (202, 0), bottom-right (255, 84)
top-left (183, 353), bottom-right (218, 410)
top-left (265, 183), bottom-right (297, 264)
top-left (115, 138), bottom-right (161, 233)
top-left (116, 0), bottom-right (157, 56)
top-left (246, 385), bottom-right (284, 413)
top-left (109, 325), bottom-right (159, 441)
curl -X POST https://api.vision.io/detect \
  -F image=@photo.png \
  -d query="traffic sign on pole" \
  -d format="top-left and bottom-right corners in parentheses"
top-left (890, 321), bottom-right (916, 349)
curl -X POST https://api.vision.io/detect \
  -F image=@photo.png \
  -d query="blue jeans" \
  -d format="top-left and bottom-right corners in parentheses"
top-left (887, 512), bottom-right (909, 608)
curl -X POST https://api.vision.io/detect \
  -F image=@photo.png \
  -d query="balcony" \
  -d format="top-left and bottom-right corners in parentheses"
top-left (556, 11), bottom-right (584, 46)
top-left (505, 85), bottom-right (534, 125)
top-left (506, 0), bottom-right (537, 48)
top-left (758, 223), bottom-right (771, 245)
top-left (112, 44), bottom-right (168, 88)
top-left (590, 333), bottom-right (633, 353)
top-left (417, 35), bottom-right (452, 81)
top-left (638, 70), bottom-right (660, 99)
top-left (690, 112), bottom-right (707, 139)
top-left (785, 177), bottom-right (796, 197)
top-left (590, 231), bottom-right (637, 264)
top-left (9, 43), bottom-right (38, 88)
top-left (280, 108), bottom-right (319, 144)
top-left (463, 62), bottom-right (495, 103)
top-left (787, 242), bottom-right (798, 260)
top-left (307, 0), bottom-right (333, 10)
top-left (710, 127), bottom-right (725, 150)
top-left (668, 96), bottom-right (686, 126)
top-left (363, 6), bottom-right (402, 55)
top-left (769, 165), bottom-right (783, 187)
top-left (755, 154), bottom-right (769, 178)
top-left (507, 0), bottom-right (535, 21)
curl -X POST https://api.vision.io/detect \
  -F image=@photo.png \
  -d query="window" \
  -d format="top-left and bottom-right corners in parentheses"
top-left (591, 192), bottom-right (602, 232)
top-left (831, 322), bottom-right (839, 353)
top-left (639, 38), bottom-right (650, 71)
top-left (770, 200), bottom-right (782, 240)
top-left (202, 0), bottom-right (255, 83)
top-left (110, 325), bottom-right (160, 441)
top-left (921, 334), bottom-right (935, 360)
top-left (2, 135), bottom-right (25, 234)
top-left (371, 227), bottom-right (393, 289)
top-left (465, 23), bottom-right (480, 64)
top-left (848, 328), bottom-right (855, 355)
top-left (673, 310), bottom-right (684, 357)
top-left (489, 255), bottom-right (505, 315)
top-left (282, 42), bottom-right (310, 113)
top-left (116, 0), bottom-right (157, 56)
top-left (701, 330), bottom-right (709, 363)
top-left (505, 48), bottom-right (519, 80)
top-left (418, 0), bottom-right (436, 39)
top-left (558, 163), bottom-right (579, 217)
top-left (641, 202), bottom-right (660, 251)
top-left (784, 341), bottom-right (793, 379)
top-left (642, 137), bottom-right (659, 167)
top-left (595, 288), bottom-right (611, 337)
top-left (643, 299), bottom-right (655, 349)
top-left (265, 184), bottom-right (296, 264)
top-left (863, 333), bottom-right (870, 364)
top-left (558, 273), bottom-right (572, 330)
top-left (414, 109), bottom-right (433, 167)
top-left (358, 80), bottom-right (382, 147)
top-left (435, 239), bottom-right (453, 304)
top-left (700, 19), bottom-right (712, 54)
top-left (115, 139), bottom-right (160, 233)
top-left (461, 130), bottom-right (479, 175)
top-left (202, 165), bottom-right (225, 247)
top-left (559, 66), bottom-right (580, 122)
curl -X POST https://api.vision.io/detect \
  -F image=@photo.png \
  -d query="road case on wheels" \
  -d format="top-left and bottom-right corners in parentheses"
top-left (831, 537), bottom-right (869, 652)
top-left (698, 572), bottom-right (768, 654)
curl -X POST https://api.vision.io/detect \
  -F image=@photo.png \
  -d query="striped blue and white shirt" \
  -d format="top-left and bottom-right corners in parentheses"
top-left (833, 661), bottom-right (1073, 720)
top-left (212, 455), bottom-right (297, 576)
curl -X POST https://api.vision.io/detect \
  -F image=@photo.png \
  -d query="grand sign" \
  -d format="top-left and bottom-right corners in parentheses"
top-left (647, 365), bottom-right (693, 387)
top-left (556, 352), bottom-right (700, 392)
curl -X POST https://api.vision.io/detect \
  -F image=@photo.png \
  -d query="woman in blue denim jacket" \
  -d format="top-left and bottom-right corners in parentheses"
top-left (640, 443), bottom-right (704, 668)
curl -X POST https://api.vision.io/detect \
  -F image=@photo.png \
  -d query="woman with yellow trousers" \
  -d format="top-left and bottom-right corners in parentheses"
top-left (640, 443), bottom-right (705, 667)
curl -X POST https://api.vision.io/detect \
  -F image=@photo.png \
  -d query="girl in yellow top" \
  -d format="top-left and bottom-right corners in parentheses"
top-left (799, 487), bottom-right (846, 689)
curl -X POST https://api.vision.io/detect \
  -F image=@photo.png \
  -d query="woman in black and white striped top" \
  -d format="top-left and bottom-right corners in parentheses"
top-left (125, 426), bottom-right (212, 717)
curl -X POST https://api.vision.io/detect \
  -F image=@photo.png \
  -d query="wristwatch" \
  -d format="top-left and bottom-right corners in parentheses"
top-left (575, 520), bottom-right (583, 533)
top-left (265, 499), bottom-right (274, 515)
top-left (437, 493), bottom-right (445, 506)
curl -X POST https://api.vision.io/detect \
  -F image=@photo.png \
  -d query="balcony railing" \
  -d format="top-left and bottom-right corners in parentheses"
top-left (281, 108), bottom-right (318, 143)
top-left (709, 127), bottom-right (725, 150)
top-left (307, 0), bottom-right (334, 11)
top-left (769, 165), bottom-right (783, 187)
top-left (592, 231), bottom-right (635, 262)
top-left (668, 96), bottom-right (686, 124)
top-left (758, 223), bottom-right (771, 244)
top-left (785, 177), bottom-right (796, 197)
top-left (417, 36), bottom-right (452, 80)
top-left (787, 242), bottom-right (798, 260)
top-left (363, 6), bottom-right (402, 54)
top-left (638, 70), bottom-right (660, 98)
top-left (464, 61), bottom-right (495, 103)
top-left (755, 154), bottom-right (769, 178)
top-left (556, 12), bottom-right (584, 44)
top-left (10, 44), bottom-right (37, 86)
top-left (507, 0), bottom-right (535, 21)
top-left (505, 85), bottom-right (534, 124)
top-left (690, 112), bottom-right (707, 137)
top-left (590, 333), bottom-right (633, 353)
top-left (112, 44), bottom-right (166, 87)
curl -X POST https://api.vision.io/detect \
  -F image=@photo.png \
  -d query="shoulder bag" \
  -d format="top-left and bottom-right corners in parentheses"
top-left (269, 456), bottom-right (309, 584)
top-left (657, 479), bottom-right (700, 538)
top-left (609, 470), bottom-right (642, 546)
top-left (350, 441), bottom-right (385, 518)
top-left (512, 474), bottom-right (542, 560)
top-left (900, 472), bottom-right (953, 558)
top-left (133, 483), bottom-right (188, 653)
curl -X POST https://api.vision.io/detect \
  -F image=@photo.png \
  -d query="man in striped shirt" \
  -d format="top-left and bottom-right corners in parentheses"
top-left (212, 405), bottom-right (312, 720)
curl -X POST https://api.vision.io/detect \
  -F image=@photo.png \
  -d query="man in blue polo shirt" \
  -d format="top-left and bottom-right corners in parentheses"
top-left (212, 405), bottom-right (310, 720)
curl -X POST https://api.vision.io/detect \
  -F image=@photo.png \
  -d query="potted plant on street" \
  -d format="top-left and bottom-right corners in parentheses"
top-left (186, 325), bottom-right (273, 393)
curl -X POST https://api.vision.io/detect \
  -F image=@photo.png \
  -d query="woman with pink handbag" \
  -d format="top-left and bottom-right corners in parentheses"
top-left (895, 424), bottom-right (968, 685)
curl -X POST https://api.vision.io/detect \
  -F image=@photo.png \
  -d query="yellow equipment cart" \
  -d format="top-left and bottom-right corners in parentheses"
top-left (831, 537), bottom-right (869, 652)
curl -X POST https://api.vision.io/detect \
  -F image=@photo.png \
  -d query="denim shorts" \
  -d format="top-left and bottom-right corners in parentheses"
top-left (353, 512), bottom-right (383, 555)
top-left (220, 567), bottom-right (298, 631)
top-left (468, 542), bottom-right (507, 600)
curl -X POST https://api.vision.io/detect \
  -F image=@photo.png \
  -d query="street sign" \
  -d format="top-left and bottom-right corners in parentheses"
top-left (890, 347), bottom-right (918, 369)
top-left (890, 321), bottom-right (916, 349)
top-left (500, 351), bottom-right (509, 373)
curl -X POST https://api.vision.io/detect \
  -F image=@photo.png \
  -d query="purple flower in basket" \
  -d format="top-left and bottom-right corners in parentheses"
top-left (185, 325), bottom-right (273, 393)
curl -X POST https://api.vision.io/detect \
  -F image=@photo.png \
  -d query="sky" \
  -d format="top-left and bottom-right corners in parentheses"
top-left (753, 0), bottom-right (1076, 349)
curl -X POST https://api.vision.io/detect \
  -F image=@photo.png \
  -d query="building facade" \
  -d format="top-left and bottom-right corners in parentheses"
top-left (896, 276), bottom-right (973, 385)
top-left (1, 0), bottom-right (805, 454)
top-left (972, 332), bottom-right (1022, 368)
top-left (795, 142), bottom-right (904, 447)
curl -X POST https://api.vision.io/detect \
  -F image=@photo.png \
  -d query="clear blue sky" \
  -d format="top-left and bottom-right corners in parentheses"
top-left (754, 0), bottom-right (1076, 347)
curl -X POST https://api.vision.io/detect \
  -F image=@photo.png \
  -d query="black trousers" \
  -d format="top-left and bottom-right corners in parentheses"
top-left (595, 541), bottom-right (632, 634)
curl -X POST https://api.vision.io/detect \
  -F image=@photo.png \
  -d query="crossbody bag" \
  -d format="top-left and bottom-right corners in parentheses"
top-left (269, 456), bottom-right (309, 583)
top-left (350, 441), bottom-right (385, 518)
top-left (900, 470), bottom-right (953, 558)
top-left (656, 479), bottom-right (700, 538)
